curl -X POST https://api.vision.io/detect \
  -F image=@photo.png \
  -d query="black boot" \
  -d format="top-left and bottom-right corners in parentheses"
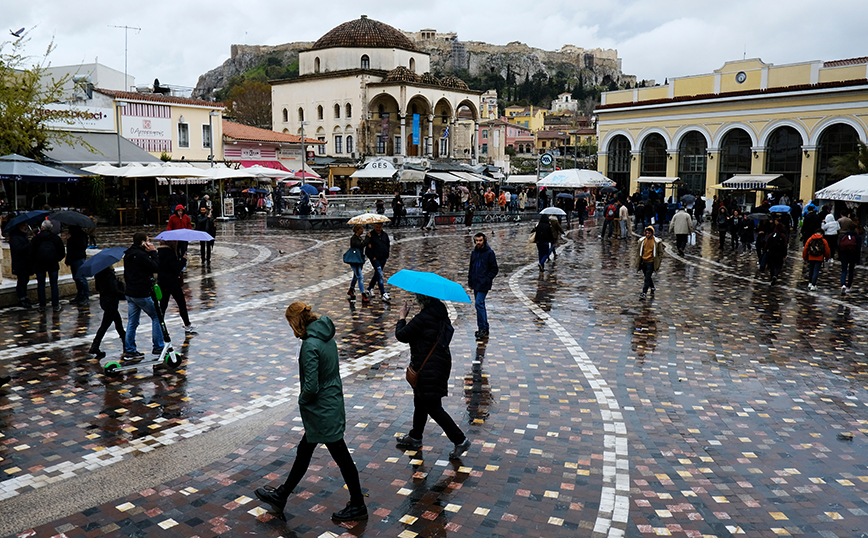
top-left (332, 501), bottom-right (368, 522)
top-left (254, 484), bottom-right (290, 514)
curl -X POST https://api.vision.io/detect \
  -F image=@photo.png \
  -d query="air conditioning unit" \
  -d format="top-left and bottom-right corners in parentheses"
top-left (420, 159), bottom-right (430, 168)
top-left (392, 156), bottom-right (403, 165)
top-left (351, 152), bottom-right (357, 159)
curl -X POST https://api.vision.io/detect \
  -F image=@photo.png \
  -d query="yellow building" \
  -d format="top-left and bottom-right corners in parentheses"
top-left (505, 105), bottom-right (547, 132)
top-left (595, 57), bottom-right (868, 201)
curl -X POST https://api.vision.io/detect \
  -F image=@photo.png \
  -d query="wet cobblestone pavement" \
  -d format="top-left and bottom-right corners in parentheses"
top-left (2, 216), bottom-right (868, 537)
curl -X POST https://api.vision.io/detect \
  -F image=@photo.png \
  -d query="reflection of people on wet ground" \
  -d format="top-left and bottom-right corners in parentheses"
top-left (254, 302), bottom-right (367, 522)
top-left (465, 341), bottom-right (492, 422)
top-left (468, 233), bottom-right (498, 339)
top-left (89, 267), bottom-right (127, 359)
top-left (636, 226), bottom-right (664, 300)
top-left (157, 240), bottom-right (195, 334)
top-left (394, 294), bottom-right (470, 460)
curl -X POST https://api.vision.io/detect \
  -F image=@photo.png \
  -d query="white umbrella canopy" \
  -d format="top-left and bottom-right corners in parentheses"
top-left (242, 164), bottom-right (293, 178)
top-left (154, 163), bottom-right (209, 178)
top-left (122, 162), bottom-right (165, 177)
top-left (81, 161), bottom-right (123, 176)
top-left (201, 167), bottom-right (256, 180)
top-left (537, 169), bottom-right (615, 188)
top-left (347, 213), bottom-right (391, 224)
top-left (814, 173), bottom-right (868, 203)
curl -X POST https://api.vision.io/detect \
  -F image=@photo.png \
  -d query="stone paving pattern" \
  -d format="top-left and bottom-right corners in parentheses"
top-left (2, 216), bottom-right (868, 537)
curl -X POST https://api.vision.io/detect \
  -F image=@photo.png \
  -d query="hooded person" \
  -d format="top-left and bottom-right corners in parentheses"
top-left (821, 211), bottom-right (840, 259)
top-left (167, 204), bottom-right (193, 266)
top-left (254, 302), bottom-right (367, 522)
top-left (635, 226), bottom-right (665, 299)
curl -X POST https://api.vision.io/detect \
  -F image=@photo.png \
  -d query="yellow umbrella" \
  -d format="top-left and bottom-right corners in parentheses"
top-left (347, 213), bottom-right (391, 224)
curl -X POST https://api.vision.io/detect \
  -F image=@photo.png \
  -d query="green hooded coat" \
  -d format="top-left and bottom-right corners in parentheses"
top-left (297, 316), bottom-right (346, 443)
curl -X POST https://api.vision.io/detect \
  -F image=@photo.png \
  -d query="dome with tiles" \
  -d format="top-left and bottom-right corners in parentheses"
top-left (439, 74), bottom-right (470, 90)
top-left (420, 72), bottom-right (441, 86)
top-left (384, 66), bottom-right (422, 83)
top-left (311, 15), bottom-right (419, 52)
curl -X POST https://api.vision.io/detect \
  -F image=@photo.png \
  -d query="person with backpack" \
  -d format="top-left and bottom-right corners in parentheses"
top-left (30, 220), bottom-right (66, 312)
top-left (600, 200), bottom-right (618, 240)
top-left (802, 230), bottom-right (830, 291)
top-left (838, 223), bottom-right (860, 294)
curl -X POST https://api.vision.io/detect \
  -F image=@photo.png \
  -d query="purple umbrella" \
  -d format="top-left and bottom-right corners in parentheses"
top-left (154, 229), bottom-right (215, 242)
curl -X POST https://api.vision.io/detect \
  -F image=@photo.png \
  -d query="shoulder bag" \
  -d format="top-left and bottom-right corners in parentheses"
top-left (406, 324), bottom-right (445, 388)
top-left (343, 247), bottom-right (365, 265)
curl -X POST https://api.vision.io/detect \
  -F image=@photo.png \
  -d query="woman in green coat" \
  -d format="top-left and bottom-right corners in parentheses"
top-left (254, 302), bottom-right (367, 522)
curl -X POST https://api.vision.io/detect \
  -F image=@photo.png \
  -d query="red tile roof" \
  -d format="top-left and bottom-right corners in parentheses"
top-left (95, 88), bottom-right (224, 108)
top-left (824, 56), bottom-right (868, 68)
top-left (222, 121), bottom-right (325, 144)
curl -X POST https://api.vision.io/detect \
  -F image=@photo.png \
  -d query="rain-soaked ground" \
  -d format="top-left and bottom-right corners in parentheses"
top-left (1, 215), bottom-right (868, 538)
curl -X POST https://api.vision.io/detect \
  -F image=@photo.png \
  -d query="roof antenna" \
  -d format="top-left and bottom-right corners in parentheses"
top-left (110, 24), bottom-right (141, 91)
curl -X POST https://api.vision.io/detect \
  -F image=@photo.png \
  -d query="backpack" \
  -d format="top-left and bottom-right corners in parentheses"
top-left (808, 237), bottom-right (825, 257)
top-left (767, 232), bottom-right (787, 254)
top-left (606, 205), bottom-right (616, 218)
top-left (839, 232), bottom-right (858, 252)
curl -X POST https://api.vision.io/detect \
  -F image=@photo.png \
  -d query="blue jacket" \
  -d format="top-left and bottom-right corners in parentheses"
top-left (468, 243), bottom-right (498, 292)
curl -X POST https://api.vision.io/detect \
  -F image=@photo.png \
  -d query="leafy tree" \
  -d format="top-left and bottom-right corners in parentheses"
top-left (0, 35), bottom-right (78, 159)
top-left (830, 140), bottom-right (868, 178)
top-left (225, 79), bottom-right (272, 129)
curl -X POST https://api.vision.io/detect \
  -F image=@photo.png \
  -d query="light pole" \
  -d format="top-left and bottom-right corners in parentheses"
top-left (299, 120), bottom-right (309, 184)
top-left (208, 110), bottom-right (220, 167)
top-left (114, 100), bottom-right (128, 166)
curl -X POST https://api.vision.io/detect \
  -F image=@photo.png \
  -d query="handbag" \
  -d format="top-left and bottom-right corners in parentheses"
top-left (406, 324), bottom-right (445, 388)
top-left (528, 227), bottom-right (537, 243)
top-left (343, 247), bottom-right (364, 265)
top-left (688, 232), bottom-right (696, 246)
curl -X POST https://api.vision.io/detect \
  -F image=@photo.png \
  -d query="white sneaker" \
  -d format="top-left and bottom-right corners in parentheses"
top-left (382, 292), bottom-right (391, 302)
top-left (808, 284), bottom-right (816, 291)
top-left (842, 285), bottom-right (847, 295)
top-left (845, 287), bottom-right (852, 294)
top-left (184, 324), bottom-right (196, 333)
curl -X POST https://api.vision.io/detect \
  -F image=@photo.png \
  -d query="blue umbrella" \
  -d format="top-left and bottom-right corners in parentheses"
top-left (154, 229), bottom-right (215, 242)
top-left (3, 210), bottom-right (49, 232)
top-left (78, 247), bottom-right (127, 278)
top-left (387, 269), bottom-right (471, 303)
top-left (556, 193), bottom-right (574, 199)
top-left (300, 184), bottom-right (318, 195)
top-left (769, 205), bottom-right (791, 213)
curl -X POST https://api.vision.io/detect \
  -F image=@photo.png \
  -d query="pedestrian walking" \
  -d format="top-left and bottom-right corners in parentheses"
top-left (9, 222), bottom-right (33, 308)
top-left (668, 205), bottom-right (694, 256)
top-left (394, 294), bottom-right (470, 460)
top-left (391, 192), bottom-right (404, 228)
top-left (365, 222), bottom-right (391, 302)
top-left (532, 214), bottom-right (554, 271)
top-left (518, 189), bottom-right (528, 212)
top-left (729, 210), bottom-right (742, 250)
top-left (739, 215), bottom-right (755, 253)
top-left (422, 189), bottom-right (438, 231)
top-left (196, 206), bottom-right (216, 265)
top-left (802, 230), bottom-right (830, 291)
top-left (65, 225), bottom-right (90, 305)
top-left (89, 266), bottom-right (126, 359)
top-left (763, 216), bottom-right (789, 285)
top-left (123, 232), bottom-right (164, 358)
top-left (346, 224), bottom-right (370, 303)
top-left (549, 215), bottom-right (565, 259)
top-left (821, 211), bottom-right (840, 260)
top-left (837, 224), bottom-right (860, 294)
top-left (468, 232), bottom-right (498, 339)
top-left (801, 206), bottom-right (821, 244)
top-left (167, 204), bottom-right (193, 268)
top-left (30, 219), bottom-right (65, 312)
top-left (693, 196), bottom-right (706, 228)
top-left (618, 200), bottom-right (629, 238)
top-left (464, 204), bottom-right (474, 229)
top-left (254, 302), bottom-right (367, 522)
top-left (157, 240), bottom-right (195, 334)
top-left (140, 189), bottom-right (152, 226)
top-left (575, 197), bottom-right (587, 228)
top-left (635, 226), bottom-right (664, 299)
top-left (600, 200), bottom-right (617, 239)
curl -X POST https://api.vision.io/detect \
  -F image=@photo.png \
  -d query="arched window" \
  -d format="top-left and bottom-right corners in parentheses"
top-left (360, 55), bottom-right (370, 69)
top-left (298, 108), bottom-right (304, 122)
top-left (719, 129), bottom-right (752, 184)
top-left (346, 135), bottom-right (354, 154)
top-left (816, 123), bottom-right (859, 191)
top-left (314, 57), bottom-right (320, 73)
top-left (409, 58), bottom-right (416, 73)
top-left (282, 108), bottom-right (288, 123)
top-left (345, 103), bottom-right (352, 118)
top-left (765, 126), bottom-right (803, 192)
top-left (640, 133), bottom-right (667, 177)
top-left (606, 135), bottom-right (631, 191)
top-left (334, 104), bottom-right (340, 119)
top-left (317, 105), bottom-right (323, 120)
top-left (678, 131), bottom-right (707, 194)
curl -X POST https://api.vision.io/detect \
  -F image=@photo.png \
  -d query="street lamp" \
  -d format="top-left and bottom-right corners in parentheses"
top-left (208, 110), bottom-right (220, 167)
top-left (299, 120), bottom-right (310, 184)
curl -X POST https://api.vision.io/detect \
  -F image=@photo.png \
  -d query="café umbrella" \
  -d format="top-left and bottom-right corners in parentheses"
top-left (0, 153), bottom-right (80, 210)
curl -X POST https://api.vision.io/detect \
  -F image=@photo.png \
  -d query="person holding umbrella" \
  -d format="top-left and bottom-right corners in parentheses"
top-left (157, 240), bottom-right (195, 334)
top-left (123, 232), bottom-right (163, 358)
top-left (87, 250), bottom-right (128, 359)
top-left (365, 222), bottom-right (391, 303)
top-left (30, 219), bottom-right (65, 312)
top-left (65, 225), bottom-right (90, 305)
top-left (532, 214), bottom-right (554, 271)
top-left (167, 204), bottom-right (193, 269)
top-left (347, 224), bottom-right (370, 303)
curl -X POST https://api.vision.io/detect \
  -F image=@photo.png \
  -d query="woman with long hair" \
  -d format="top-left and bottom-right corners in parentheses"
top-left (532, 214), bottom-right (554, 271)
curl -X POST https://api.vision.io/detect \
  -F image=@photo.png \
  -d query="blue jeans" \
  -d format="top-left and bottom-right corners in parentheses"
top-left (349, 264), bottom-right (366, 294)
top-left (35, 270), bottom-right (59, 308)
top-left (601, 219), bottom-right (614, 238)
top-left (368, 259), bottom-right (386, 295)
top-left (69, 258), bottom-right (89, 301)
top-left (536, 242), bottom-right (550, 265)
top-left (474, 290), bottom-right (489, 331)
top-left (125, 295), bottom-right (165, 353)
top-left (807, 260), bottom-right (822, 285)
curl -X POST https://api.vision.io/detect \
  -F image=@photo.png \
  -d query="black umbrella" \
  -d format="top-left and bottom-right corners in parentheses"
top-left (78, 247), bottom-right (126, 277)
top-left (556, 193), bottom-right (574, 199)
top-left (746, 213), bottom-right (771, 220)
top-left (50, 210), bottom-right (95, 228)
top-left (600, 186), bottom-right (618, 194)
top-left (3, 210), bottom-right (49, 233)
top-left (680, 194), bottom-right (696, 204)
top-left (574, 192), bottom-right (591, 199)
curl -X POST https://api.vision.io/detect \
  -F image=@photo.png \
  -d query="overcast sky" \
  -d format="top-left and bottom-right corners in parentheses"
top-left (7, 0), bottom-right (866, 91)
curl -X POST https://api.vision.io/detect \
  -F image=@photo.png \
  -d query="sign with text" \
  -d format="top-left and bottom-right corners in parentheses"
top-left (364, 158), bottom-right (395, 170)
top-left (42, 104), bottom-right (114, 132)
top-left (241, 148), bottom-right (262, 159)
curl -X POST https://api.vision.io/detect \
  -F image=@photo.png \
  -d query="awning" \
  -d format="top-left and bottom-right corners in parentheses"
top-left (400, 169), bottom-right (427, 182)
top-left (43, 132), bottom-right (161, 167)
top-left (427, 172), bottom-right (461, 183)
top-left (239, 160), bottom-right (291, 172)
top-left (814, 173), bottom-right (868, 202)
top-left (351, 167), bottom-right (398, 179)
top-left (636, 176), bottom-right (682, 185)
top-left (719, 174), bottom-right (792, 190)
top-left (505, 175), bottom-right (538, 184)
top-left (450, 171), bottom-right (484, 183)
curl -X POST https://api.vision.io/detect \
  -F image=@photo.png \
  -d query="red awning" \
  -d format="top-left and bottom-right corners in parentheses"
top-left (293, 169), bottom-right (321, 179)
top-left (239, 160), bottom-right (291, 172)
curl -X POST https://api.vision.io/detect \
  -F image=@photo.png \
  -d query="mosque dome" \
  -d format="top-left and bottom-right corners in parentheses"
top-left (311, 15), bottom-right (419, 52)
top-left (439, 74), bottom-right (470, 90)
top-left (420, 72), bottom-right (441, 86)
top-left (384, 66), bottom-right (422, 84)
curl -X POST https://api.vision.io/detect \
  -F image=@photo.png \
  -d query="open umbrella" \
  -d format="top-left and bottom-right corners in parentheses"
top-left (540, 207), bottom-right (567, 216)
top-left (300, 184), bottom-right (318, 195)
top-left (769, 205), bottom-right (791, 213)
top-left (289, 187), bottom-right (301, 194)
top-left (680, 194), bottom-right (696, 204)
top-left (600, 186), bottom-right (619, 194)
top-left (50, 210), bottom-right (95, 228)
top-left (574, 192), bottom-right (591, 199)
top-left (154, 229), bottom-right (215, 242)
top-left (329, 186), bottom-right (341, 192)
top-left (77, 247), bottom-right (127, 278)
top-left (347, 213), bottom-right (391, 224)
top-left (350, 186), bottom-right (361, 191)
top-left (387, 269), bottom-right (471, 303)
top-left (556, 193), bottom-right (574, 199)
top-left (3, 210), bottom-right (49, 233)
top-left (456, 185), bottom-right (470, 194)
top-left (746, 213), bottom-right (771, 220)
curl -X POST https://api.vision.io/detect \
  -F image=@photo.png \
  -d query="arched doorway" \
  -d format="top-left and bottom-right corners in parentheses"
top-left (640, 133), bottom-right (667, 177)
top-left (816, 123), bottom-right (860, 191)
top-left (606, 135), bottom-right (631, 192)
top-left (405, 96), bottom-right (432, 157)
top-left (719, 128), bottom-right (752, 184)
top-left (765, 126), bottom-right (803, 199)
top-left (367, 94), bottom-right (400, 155)
top-left (433, 98), bottom-right (454, 158)
top-left (678, 131), bottom-right (707, 194)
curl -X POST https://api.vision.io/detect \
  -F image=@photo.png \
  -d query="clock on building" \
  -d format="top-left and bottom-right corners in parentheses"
top-left (735, 71), bottom-right (747, 84)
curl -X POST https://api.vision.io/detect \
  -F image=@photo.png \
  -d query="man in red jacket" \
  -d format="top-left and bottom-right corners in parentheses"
top-left (167, 204), bottom-right (193, 268)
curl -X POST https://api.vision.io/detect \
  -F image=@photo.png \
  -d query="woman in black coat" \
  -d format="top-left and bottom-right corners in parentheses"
top-left (89, 267), bottom-right (126, 358)
top-left (9, 223), bottom-right (32, 308)
top-left (30, 220), bottom-right (65, 311)
top-left (532, 214), bottom-right (554, 271)
top-left (157, 240), bottom-right (194, 333)
top-left (394, 294), bottom-right (470, 460)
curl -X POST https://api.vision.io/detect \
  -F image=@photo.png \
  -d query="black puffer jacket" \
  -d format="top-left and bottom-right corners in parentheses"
top-left (157, 246), bottom-right (184, 289)
top-left (65, 226), bottom-right (88, 264)
top-left (123, 245), bottom-right (158, 298)
top-left (9, 228), bottom-right (31, 276)
top-left (395, 299), bottom-right (453, 398)
top-left (95, 268), bottom-right (125, 310)
top-left (29, 230), bottom-right (65, 273)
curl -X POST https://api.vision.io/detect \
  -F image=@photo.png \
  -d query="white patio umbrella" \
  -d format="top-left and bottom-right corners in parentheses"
top-left (202, 167), bottom-right (258, 216)
top-left (536, 169), bottom-right (615, 188)
top-left (81, 161), bottom-right (123, 176)
top-left (242, 164), bottom-right (294, 179)
top-left (814, 173), bottom-right (868, 203)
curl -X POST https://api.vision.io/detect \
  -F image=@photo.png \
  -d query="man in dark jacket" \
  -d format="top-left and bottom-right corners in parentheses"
top-left (196, 206), bottom-right (216, 264)
top-left (30, 219), bottom-right (65, 312)
top-left (468, 233), bottom-right (499, 339)
top-left (391, 192), bottom-right (404, 228)
top-left (65, 225), bottom-right (90, 305)
top-left (365, 222), bottom-right (391, 302)
top-left (801, 206), bottom-right (821, 244)
top-left (122, 232), bottom-right (164, 358)
top-left (10, 223), bottom-right (33, 308)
